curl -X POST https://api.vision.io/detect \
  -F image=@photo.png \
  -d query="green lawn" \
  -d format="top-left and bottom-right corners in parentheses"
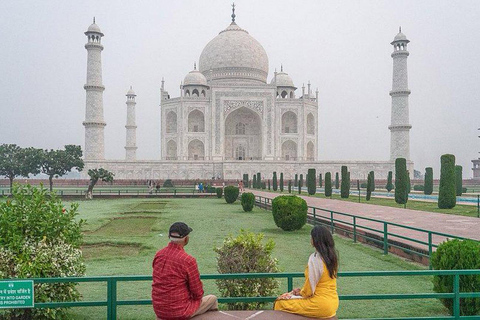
top-left (62, 198), bottom-right (448, 319)
top-left (265, 188), bottom-right (479, 218)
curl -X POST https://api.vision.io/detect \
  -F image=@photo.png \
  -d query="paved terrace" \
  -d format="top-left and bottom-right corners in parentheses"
top-left (249, 190), bottom-right (480, 249)
top-left (192, 310), bottom-right (335, 319)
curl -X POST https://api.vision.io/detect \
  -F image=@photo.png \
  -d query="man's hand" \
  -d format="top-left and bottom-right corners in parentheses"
top-left (291, 288), bottom-right (301, 296)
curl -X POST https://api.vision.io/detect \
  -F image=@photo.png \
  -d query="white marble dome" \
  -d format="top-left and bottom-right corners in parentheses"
top-left (184, 69), bottom-right (208, 86)
top-left (126, 87), bottom-right (136, 96)
top-left (393, 32), bottom-right (408, 42)
top-left (271, 71), bottom-right (295, 88)
top-left (87, 23), bottom-right (103, 34)
top-left (199, 22), bottom-right (269, 83)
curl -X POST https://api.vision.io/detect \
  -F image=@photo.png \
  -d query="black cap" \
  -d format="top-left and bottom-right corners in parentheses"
top-left (169, 222), bottom-right (193, 238)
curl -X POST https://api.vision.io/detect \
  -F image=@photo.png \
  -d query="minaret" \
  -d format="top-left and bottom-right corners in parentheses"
top-left (83, 18), bottom-right (106, 160)
top-left (389, 27), bottom-right (412, 161)
top-left (125, 87), bottom-right (137, 161)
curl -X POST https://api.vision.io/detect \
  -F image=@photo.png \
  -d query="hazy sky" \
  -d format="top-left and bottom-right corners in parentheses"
top-left (1, 0), bottom-right (479, 178)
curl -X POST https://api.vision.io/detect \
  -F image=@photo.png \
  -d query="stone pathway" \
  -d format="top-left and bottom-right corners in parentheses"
top-left (192, 310), bottom-right (327, 319)
top-left (250, 190), bottom-right (480, 250)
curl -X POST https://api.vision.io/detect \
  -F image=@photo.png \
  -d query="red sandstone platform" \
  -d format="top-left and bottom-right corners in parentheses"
top-left (192, 310), bottom-right (334, 319)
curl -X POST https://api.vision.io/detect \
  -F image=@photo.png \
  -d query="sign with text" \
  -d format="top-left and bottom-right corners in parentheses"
top-left (0, 280), bottom-right (34, 308)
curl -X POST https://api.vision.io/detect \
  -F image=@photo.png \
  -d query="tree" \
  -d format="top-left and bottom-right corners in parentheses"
top-left (268, 179), bottom-right (271, 190)
top-left (41, 145), bottom-right (84, 191)
top-left (86, 168), bottom-right (114, 199)
top-left (455, 165), bottom-right (463, 196)
top-left (366, 171), bottom-right (373, 201)
top-left (406, 171), bottom-right (411, 194)
top-left (325, 172), bottom-right (332, 197)
top-left (294, 174), bottom-right (298, 187)
top-left (319, 173), bottom-right (323, 188)
top-left (0, 144), bottom-right (42, 190)
top-left (424, 167), bottom-right (433, 195)
top-left (395, 158), bottom-right (408, 205)
top-left (370, 171), bottom-right (375, 191)
top-left (279, 173), bottom-right (284, 192)
top-left (273, 172), bottom-right (278, 191)
top-left (438, 154), bottom-right (456, 209)
top-left (243, 174), bottom-right (249, 188)
top-left (256, 172), bottom-right (261, 189)
top-left (335, 172), bottom-right (339, 189)
top-left (386, 171), bottom-right (393, 192)
top-left (288, 180), bottom-right (292, 193)
top-left (298, 174), bottom-right (303, 194)
top-left (253, 174), bottom-right (257, 189)
top-left (307, 168), bottom-right (316, 195)
top-left (340, 166), bottom-right (350, 198)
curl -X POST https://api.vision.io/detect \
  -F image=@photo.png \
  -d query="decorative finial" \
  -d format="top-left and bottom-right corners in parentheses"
top-left (93, 17), bottom-right (96, 24)
top-left (231, 3), bottom-right (236, 22)
top-left (281, 64), bottom-right (283, 72)
top-left (399, 26), bottom-right (401, 33)
top-left (194, 62), bottom-right (196, 70)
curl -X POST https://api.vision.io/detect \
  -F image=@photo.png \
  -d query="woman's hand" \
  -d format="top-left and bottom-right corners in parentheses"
top-left (291, 288), bottom-right (301, 296)
top-left (278, 292), bottom-right (292, 300)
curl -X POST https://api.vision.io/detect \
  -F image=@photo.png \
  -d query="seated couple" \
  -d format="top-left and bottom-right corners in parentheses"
top-left (151, 222), bottom-right (338, 320)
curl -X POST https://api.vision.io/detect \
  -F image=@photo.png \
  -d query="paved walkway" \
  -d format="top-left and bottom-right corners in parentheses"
top-left (193, 310), bottom-right (328, 319)
top-left (250, 190), bottom-right (480, 250)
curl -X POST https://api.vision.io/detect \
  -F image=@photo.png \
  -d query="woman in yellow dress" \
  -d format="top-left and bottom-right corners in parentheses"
top-left (274, 225), bottom-right (339, 319)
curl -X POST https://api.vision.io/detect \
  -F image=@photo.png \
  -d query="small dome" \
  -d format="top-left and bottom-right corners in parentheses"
top-left (184, 69), bottom-right (208, 87)
top-left (87, 23), bottom-right (102, 34)
top-left (126, 87), bottom-right (136, 96)
top-left (394, 32), bottom-right (407, 41)
top-left (271, 71), bottom-right (295, 88)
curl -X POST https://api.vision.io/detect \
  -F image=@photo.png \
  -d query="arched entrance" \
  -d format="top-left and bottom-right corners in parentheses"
top-left (282, 140), bottom-right (297, 161)
top-left (188, 139), bottom-right (205, 160)
top-left (225, 107), bottom-right (262, 160)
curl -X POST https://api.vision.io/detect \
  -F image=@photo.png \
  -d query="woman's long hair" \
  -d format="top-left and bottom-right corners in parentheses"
top-left (311, 225), bottom-right (338, 278)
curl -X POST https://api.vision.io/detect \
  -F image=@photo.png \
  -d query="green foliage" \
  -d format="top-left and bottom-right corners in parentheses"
top-left (261, 182), bottom-right (266, 190)
top-left (455, 165), bottom-right (463, 196)
top-left (273, 172), bottom-right (278, 191)
top-left (268, 179), bottom-right (271, 190)
top-left (288, 180), bottom-right (292, 193)
top-left (395, 158), bottom-right (408, 205)
top-left (319, 173), bottom-right (323, 187)
top-left (366, 172), bottom-right (373, 201)
top-left (216, 187), bottom-right (223, 198)
top-left (406, 171), bottom-right (411, 194)
top-left (370, 171), bottom-right (375, 191)
top-left (163, 179), bottom-right (174, 187)
top-left (243, 174), bottom-right (249, 188)
top-left (298, 174), bottom-right (303, 194)
top-left (214, 230), bottom-right (279, 310)
top-left (341, 166), bottom-right (350, 198)
top-left (271, 195), bottom-right (307, 231)
top-left (240, 193), bottom-right (255, 212)
top-left (86, 168), bottom-right (114, 199)
top-left (0, 185), bottom-right (85, 319)
top-left (294, 174), bottom-right (298, 187)
top-left (307, 168), bottom-right (316, 195)
top-left (325, 172), bottom-right (332, 197)
top-left (41, 145), bottom-right (84, 191)
top-left (205, 185), bottom-right (216, 193)
top-left (386, 171), bottom-right (394, 192)
top-left (335, 172), bottom-right (339, 189)
top-left (431, 239), bottom-right (480, 315)
top-left (413, 185), bottom-right (424, 191)
top-left (424, 167), bottom-right (433, 195)
top-left (279, 173), bottom-right (284, 192)
top-left (0, 144), bottom-right (43, 189)
top-left (224, 186), bottom-right (240, 204)
top-left (438, 154), bottom-right (456, 209)
top-left (253, 175), bottom-right (257, 189)
top-left (256, 173), bottom-right (261, 189)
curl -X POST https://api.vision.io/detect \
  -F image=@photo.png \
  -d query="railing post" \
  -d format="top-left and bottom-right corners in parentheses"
top-left (107, 278), bottom-right (117, 320)
top-left (428, 232), bottom-right (433, 270)
top-left (353, 216), bottom-right (357, 243)
top-left (313, 208), bottom-right (316, 225)
top-left (383, 223), bottom-right (388, 255)
top-left (453, 274), bottom-right (460, 319)
top-left (330, 211), bottom-right (334, 234)
top-left (287, 276), bottom-right (293, 292)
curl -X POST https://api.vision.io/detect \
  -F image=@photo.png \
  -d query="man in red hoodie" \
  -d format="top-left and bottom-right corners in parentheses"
top-left (152, 222), bottom-right (218, 320)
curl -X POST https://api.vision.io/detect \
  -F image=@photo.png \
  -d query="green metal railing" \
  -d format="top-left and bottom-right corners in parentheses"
top-left (1, 270), bottom-right (479, 319)
top-left (254, 195), bottom-right (476, 268)
top-left (1, 188), bottom-right (216, 197)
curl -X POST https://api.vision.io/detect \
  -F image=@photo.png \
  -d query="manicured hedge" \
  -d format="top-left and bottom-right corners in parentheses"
top-left (395, 158), bottom-right (408, 205)
top-left (216, 187), bottom-right (223, 198)
top-left (335, 172), bottom-right (339, 189)
top-left (366, 172), bottom-right (373, 201)
top-left (307, 168), bottom-right (316, 195)
top-left (240, 192), bottom-right (255, 212)
top-left (413, 185), bottom-right (424, 191)
top-left (163, 179), bottom-right (174, 187)
top-left (370, 171), bottom-right (375, 191)
top-left (224, 186), bottom-right (240, 204)
top-left (253, 175), bottom-right (257, 189)
top-left (325, 172), bottom-right (332, 197)
top-left (288, 180), bottom-right (292, 193)
top-left (298, 174), bottom-right (303, 194)
top-left (294, 174), bottom-right (298, 187)
top-left (424, 167), bottom-right (433, 195)
top-left (271, 195), bottom-right (307, 231)
top-left (318, 173), bottom-right (323, 188)
top-left (438, 154), bottom-right (456, 209)
top-left (273, 172), bottom-right (278, 191)
top-left (340, 166), bottom-right (349, 198)
top-left (386, 171), bottom-right (393, 192)
top-left (455, 165), bottom-right (463, 196)
top-left (279, 173), bottom-right (284, 192)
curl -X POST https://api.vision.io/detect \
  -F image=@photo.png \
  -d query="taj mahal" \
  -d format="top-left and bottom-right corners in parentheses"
top-left (82, 6), bottom-right (413, 180)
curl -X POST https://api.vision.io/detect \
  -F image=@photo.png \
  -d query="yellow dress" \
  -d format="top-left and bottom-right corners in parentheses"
top-left (274, 262), bottom-right (338, 318)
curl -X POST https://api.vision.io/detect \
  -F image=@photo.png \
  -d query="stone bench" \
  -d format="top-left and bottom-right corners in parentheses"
top-left (192, 310), bottom-right (338, 319)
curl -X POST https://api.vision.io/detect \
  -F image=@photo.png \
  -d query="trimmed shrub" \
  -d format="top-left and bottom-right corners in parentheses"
top-left (206, 185), bottom-right (216, 193)
top-left (298, 174), bottom-right (303, 194)
top-left (272, 195), bottom-right (308, 231)
top-left (319, 173), bottom-right (323, 188)
top-left (424, 167), bottom-right (433, 195)
top-left (241, 193), bottom-right (255, 212)
top-left (261, 182), bottom-right (266, 190)
top-left (438, 154), bottom-right (456, 209)
top-left (325, 172), bottom-right (332, 197)
top-left (279, 173), bottom-right (284, 192)
top-left (256, 172), bottom-right (261, 189)
top-left (360, 182), bottom-right (368, 188)
top-left (294, 174), bottom-right (298, 187)
top-left (214, 230), bottom-right (279, 310)
top-left (386, 171), bottom-right (393, 192)
top-left (307, 168), bottom-right (316, 195)
top-left (455, 165), bottom-right (463, 196)
top-left (413, 185), bottom-right (424, 191)
top-left (431, 239), bottom-right (480, 315)
top-left (370, 171), bottom-right (375, 191)
top-left (253, 175), bottom-right (257, 189)
top-left (366, 172), bottom-right (373, 201)
top-left (163, 179), bottom-right (174, 187)
top-left (273, 172), bottom-right (278, 191)
top-left (406, 171), bottom-right (411, 194)
top-left (340, 166), bottom-right (349, 198)
top-left (224, 186), bottom-right (240, 204)
top-left (216, 187), bottom-right (223, 198)
top-left (268, 179), bottom-right (271, 190)
top-left (335, 172), bottom-right (339, 189)
top-left (395, 158), bottom-right (408, 205)
top-left (288, 180), bottom-right (292, 193)
top-left (243, 174), bottom-right (249, 188)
